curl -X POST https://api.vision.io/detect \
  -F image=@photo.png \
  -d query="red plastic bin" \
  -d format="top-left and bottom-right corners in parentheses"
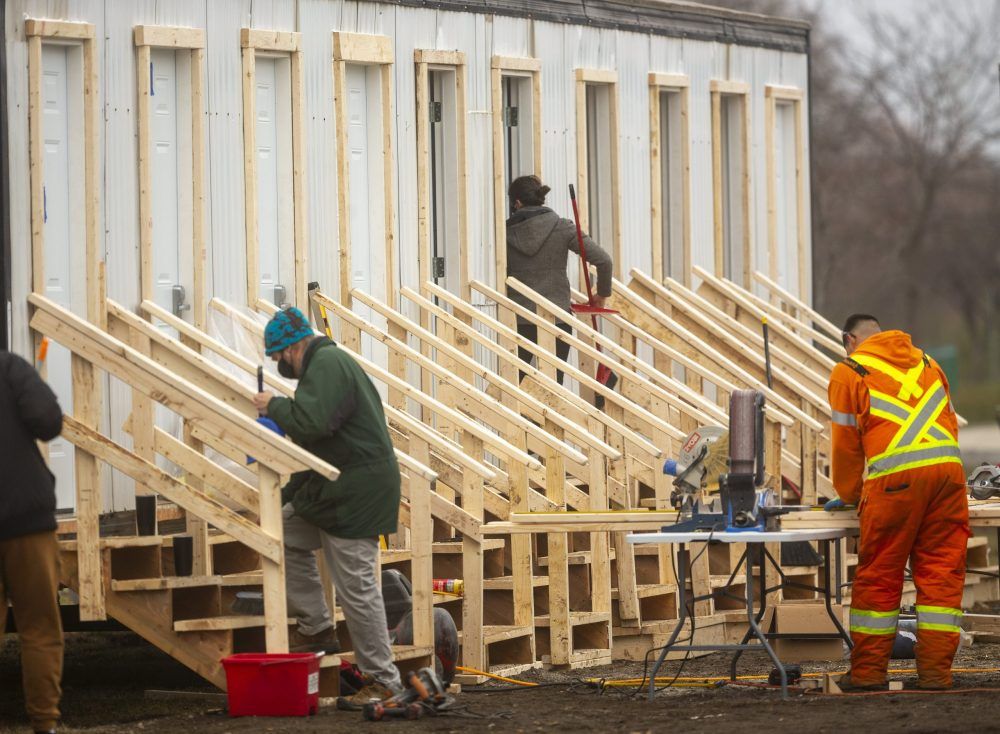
top-left (222, 652), bottom-right (323, 717)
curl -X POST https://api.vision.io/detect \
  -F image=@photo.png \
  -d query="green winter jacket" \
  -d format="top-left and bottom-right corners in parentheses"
top-left (266, 337), bottom-right (400, 538)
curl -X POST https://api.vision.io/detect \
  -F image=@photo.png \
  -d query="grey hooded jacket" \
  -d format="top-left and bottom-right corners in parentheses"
top-left (505, 206), bottom-right (613, 324)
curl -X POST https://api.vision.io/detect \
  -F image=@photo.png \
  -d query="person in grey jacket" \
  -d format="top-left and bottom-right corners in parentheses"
top-left (506, 175), bottom-right (613, 384)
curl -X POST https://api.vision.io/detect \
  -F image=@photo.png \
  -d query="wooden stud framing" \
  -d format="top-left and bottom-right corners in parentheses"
top-left (134, 25), bottom-right (207, 327)
top-left (709, 79), bottom-right (752, 286)
top-left (26, 18), bottom-right (104, 616)
top-left (333, 32), bottom-right (396, 318)
top-left (764, 85), bottom-right (808, 299)
top-left (241, 29), bottom-right (308, 310)
top-left (648, 72), bottom-right (691, 285)
top-left (27, 18), bottom-right (103, 325)
top-left (574, 69), bottom-right (622, 277)
top-left (490, 56), bottom-right (542, 294)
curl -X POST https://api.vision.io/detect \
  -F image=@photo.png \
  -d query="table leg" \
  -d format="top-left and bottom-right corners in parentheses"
top-left (742, 542), bottom-right (788, 700)
top-left (821, 539), bottom-right (852, 648)
top-left (648, 543), bottom-right (690, 701)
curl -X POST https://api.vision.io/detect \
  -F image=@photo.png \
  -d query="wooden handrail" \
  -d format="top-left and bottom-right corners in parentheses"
top-left (610, 280), bottom-right (825, 432)
top-left (415, 283), bottom-right (662, 457)
top-left (659, 276), bottom-right (830, 393)
top-left (344, 288), bottom-right (620, 460)
top-left (751, 270), bottom-right (842, 341)
top-left (503, 277), bottom-right (731, 433)
top-left (29, 294), bottom-right (338, 479)
top-left (323, 291), bottom-right (590, 465)
top-left (633, 269), bottom-right (830, 413)
top-left (62, 416), bottom-right (281, 561)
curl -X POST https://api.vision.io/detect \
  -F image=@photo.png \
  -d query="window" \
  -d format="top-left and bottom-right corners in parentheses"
top-left (649, 74), bottom-right (691, 284)
top-left (241, 29), bottom-right (307, 311)
top-left (711, 81), bottom-right (751, 286)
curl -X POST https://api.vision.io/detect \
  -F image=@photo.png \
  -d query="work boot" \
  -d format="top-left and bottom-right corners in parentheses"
top-left (836, 672), bottom-right (885, 691)
top-left (336, 677), bottom-right (395, 711)
top-left (288, 625), bottom-right (341, 654)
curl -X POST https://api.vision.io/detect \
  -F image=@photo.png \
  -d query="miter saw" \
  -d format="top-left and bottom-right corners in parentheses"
top-left (968, 463), bottom-right (1000, 500)
top-left (662, 389), bottom-right (775, 533)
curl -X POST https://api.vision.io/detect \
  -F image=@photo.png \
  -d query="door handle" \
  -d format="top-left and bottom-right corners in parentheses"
top-left (273, 284), bottom-right (289, 309)
top-left (172, 284), bottom-right (191, 317)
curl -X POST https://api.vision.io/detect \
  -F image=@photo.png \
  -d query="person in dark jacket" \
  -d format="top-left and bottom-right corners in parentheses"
top-left (252, 307), bottom-right (402, 708)
top-left (0, 349), bottom-right (65, 734)
top-left (506, 175), bottom-right (613, 384)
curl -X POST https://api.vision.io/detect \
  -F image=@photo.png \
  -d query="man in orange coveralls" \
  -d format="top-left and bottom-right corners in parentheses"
top-left (826, 313), bottom-right (968, 691)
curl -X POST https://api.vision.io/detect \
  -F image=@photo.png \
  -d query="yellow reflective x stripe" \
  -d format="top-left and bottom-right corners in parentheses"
top-left (852, 354), bottom-right (926, 400)
top-left (869, 390), bottom-right (953, 442)
top-left (886, 382), bottom-right (944, 452)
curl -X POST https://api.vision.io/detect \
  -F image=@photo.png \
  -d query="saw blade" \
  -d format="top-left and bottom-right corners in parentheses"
top-left (968, 463), bottom-right (1000, 501)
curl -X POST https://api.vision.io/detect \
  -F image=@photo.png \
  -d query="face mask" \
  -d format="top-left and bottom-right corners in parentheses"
top-left (277, 357), bottom-right (297, 379)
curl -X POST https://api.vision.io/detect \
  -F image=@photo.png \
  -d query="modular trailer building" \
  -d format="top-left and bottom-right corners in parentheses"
top-left (2, 0), bottom-right (811, 510)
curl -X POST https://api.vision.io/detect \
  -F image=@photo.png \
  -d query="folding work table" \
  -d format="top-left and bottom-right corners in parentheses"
top-left (627, 527), bottom-right (856, 701)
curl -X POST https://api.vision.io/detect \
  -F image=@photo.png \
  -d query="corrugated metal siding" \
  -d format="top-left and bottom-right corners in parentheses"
top-left (5, 0), bottom-right (812, 510)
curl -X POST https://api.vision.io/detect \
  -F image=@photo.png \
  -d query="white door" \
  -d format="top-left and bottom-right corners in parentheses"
top-left (150, 48), bottom-right (189, 324)
top-left (429, 70), bottom-right (462, 296)
top-left (255, 57), bottom-right (294, 306)
top-left (346, 64), bottom-right (386, 368)
top-left (41, 45), bottom-right (77, 509)
top-left (775, 103), bottom-right (799, 293)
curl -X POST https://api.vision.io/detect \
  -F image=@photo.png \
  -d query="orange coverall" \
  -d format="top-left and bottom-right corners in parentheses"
top-left (829, 330), bottom-right (968, 689)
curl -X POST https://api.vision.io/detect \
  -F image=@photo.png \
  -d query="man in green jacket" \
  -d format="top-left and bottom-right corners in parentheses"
top-left (253, 307), bottom-right (402, 706)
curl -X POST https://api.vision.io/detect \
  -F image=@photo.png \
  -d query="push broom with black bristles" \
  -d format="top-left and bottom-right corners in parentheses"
top-left (568, 184), bottom-right (618, 408)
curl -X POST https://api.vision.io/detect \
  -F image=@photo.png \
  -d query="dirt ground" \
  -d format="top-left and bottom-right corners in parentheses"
top-left (5, 633), bottom-right (1000, 733)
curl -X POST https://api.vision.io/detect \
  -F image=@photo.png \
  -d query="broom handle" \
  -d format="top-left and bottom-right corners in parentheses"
top-left (568, 185), bottom-right (597, 309)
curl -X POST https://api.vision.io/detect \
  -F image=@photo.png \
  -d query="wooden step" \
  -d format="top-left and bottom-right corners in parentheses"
top-left (432, 539), bottom-right (506, 553)
top-left (340, 645), bottom-right (433, 664)
top-left (612, 583), bottom-right (677, 600)
top-left (60, 535), bottom-right (164, 551)
top-left (111, 571), bottom-right (264, 592)
top-left (537, 549), bottom-right (615, 567)
top-left (174, 614), bottom-right (296, 632)
top-left (533, 611), bottom-right (610, 627)
top-left (482, 625), bottom-right (534, 645)
top-left (482, 575), bottom-right (549, 590)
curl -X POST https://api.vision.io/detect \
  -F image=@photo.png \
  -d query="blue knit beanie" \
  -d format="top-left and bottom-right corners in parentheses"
top-left (264, 307), bottom-right (313, 355)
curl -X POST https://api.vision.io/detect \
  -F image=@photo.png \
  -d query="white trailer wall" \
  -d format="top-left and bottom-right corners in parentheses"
top-left (4, 0), bottom-right (811, 510)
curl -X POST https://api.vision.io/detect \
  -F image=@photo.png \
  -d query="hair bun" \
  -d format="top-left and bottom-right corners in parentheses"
top-left (539, 185), bottom-right (551, 197)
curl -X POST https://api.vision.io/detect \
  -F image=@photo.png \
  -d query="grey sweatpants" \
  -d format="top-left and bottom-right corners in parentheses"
top-left (283, 505), bottom-right (402, 691)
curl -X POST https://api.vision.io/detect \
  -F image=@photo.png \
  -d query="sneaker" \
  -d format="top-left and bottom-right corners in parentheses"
top-left (289, 625), bottom-right (341, 654)
top-left (836, 672), bottom-right (885, 692)
top-left (336, 679), bottom-right (395, 711)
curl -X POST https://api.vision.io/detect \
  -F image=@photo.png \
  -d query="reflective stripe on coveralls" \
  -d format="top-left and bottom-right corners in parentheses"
top-left (849, 608), bottom-right (899, 635)
top-left (831, 410), bottom-right (857, 427)
top-left (865, 380), bottom-right (962, 480)
top-left (916, 605), bottom-right (962, 634)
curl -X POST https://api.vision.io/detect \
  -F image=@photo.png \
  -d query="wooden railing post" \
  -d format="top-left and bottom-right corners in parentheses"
top-left (258, 465), bottom-right (289, 653)
top-left (72, 354), bottom-right (104, 620)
